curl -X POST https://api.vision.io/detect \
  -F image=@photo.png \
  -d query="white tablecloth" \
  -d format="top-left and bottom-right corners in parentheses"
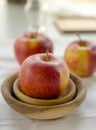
top-left (0, 38), bottom-right (96, 130)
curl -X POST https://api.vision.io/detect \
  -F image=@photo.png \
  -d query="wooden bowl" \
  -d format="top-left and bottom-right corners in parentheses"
top-left (1, 72), bottom-right (87, 120)
top-left (13, 78), bottom-right (76, 106)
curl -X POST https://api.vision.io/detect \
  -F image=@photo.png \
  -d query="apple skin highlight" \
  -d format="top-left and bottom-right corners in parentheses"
top-left (14, 32), bottom-right (53, 64)
top-left (64, 40), bottom-right (96, 77)
top-left (19, 53), bottom-right (69, 99)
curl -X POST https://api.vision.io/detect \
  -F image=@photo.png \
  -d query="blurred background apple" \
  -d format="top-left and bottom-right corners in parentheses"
top-left (64, 38), bottom-right (96, 77)
top-left (14, 32), bottom-right (54, 64)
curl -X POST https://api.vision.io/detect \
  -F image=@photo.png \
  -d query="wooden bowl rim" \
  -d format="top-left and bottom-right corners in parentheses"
top-left (1, 72), bottom-right (87, 109)
top-left (13, 78), bottom-right (76, 106)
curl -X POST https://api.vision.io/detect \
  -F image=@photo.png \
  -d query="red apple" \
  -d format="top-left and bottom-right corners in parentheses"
top-left (64, 40), bottom-right (96, 77)
top-left (14, 32), bottom-right (53, 64)
top-left (19, 53), bottom-right (70, 99)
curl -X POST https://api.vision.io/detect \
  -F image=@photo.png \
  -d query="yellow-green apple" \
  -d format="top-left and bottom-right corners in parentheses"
top-left (19, 53), bottom-right (70, 99)
top-left (14, 32), bottom-right (53, 64)
top-left (64, 40), bottom-right (96, 77)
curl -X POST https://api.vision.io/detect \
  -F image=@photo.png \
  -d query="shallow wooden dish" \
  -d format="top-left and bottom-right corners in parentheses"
top-left (1, 72), bottom-right (87, 120)
top-left (13, 78), bottom-right (76, 106)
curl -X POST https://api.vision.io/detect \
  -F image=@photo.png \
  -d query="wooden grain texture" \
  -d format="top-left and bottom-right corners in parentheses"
top-left (54, 17), bottom-right (96, 33)
top-left (13, 78), bottom-right (76, 106)
top-left (1, 72), bottom-right (87, 120)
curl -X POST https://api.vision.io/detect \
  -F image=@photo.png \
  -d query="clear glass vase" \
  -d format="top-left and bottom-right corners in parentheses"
top-left (24, 0), bottom-right (46, 32)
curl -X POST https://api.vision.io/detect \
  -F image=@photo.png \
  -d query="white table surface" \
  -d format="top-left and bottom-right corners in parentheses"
top-left (0, 2), bottom-right (96, 130)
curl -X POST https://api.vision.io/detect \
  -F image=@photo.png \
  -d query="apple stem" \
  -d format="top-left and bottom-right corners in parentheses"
top-left (75, 32), bottom-right (81, 41)
top-left (46, 48), bottom-right (49, 62)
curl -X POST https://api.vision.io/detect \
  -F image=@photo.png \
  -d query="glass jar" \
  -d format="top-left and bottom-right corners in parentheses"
top-left (24, 0), bottom-right (46, 32)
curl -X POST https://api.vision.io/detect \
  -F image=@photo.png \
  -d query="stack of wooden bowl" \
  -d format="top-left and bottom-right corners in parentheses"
top-left (1, 72), bottom-right (86, 120)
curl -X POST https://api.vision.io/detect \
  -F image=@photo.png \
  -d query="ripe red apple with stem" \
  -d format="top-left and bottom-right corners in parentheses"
top-left (64, 33), bottom-right (96, 77)
top-left (19, 51), bottom-right (70, 99)
top-left (14, 32), bottom-right (54, 64)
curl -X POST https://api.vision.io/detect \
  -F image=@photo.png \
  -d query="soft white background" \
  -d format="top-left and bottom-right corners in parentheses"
top-left (0, 1), bottom-right (96, 130)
